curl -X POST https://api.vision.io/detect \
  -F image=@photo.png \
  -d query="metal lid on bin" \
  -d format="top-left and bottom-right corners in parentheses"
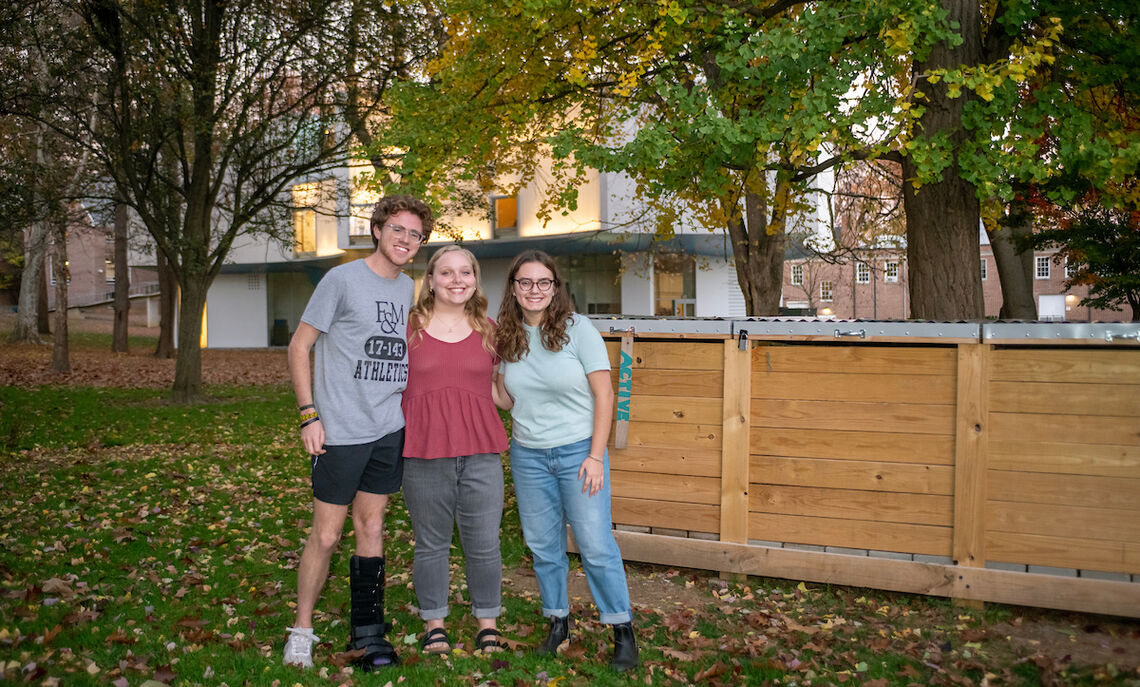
top-left (982, 322), bottom-right (1140, 345)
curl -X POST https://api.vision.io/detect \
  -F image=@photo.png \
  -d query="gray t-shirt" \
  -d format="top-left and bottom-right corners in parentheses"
top-left (300, 259), bottom-right (414, 446)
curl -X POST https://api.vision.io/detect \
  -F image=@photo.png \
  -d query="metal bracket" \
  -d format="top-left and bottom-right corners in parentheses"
top-left (1105, 331), bottom-right (1140, 343)
top-left (834, 328), bottom-right (867, 339)
top-left (738, 329), bottom-right (749, 351)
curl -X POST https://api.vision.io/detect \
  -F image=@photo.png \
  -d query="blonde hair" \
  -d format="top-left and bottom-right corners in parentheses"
top-left (408, 245), bottom-right (495, 355)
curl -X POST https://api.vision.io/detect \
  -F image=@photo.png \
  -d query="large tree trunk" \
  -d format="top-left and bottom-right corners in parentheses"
top-left (154, 248), bottom-right (176, 359)
top-left (172, 276), bottom-right (206, 403)
top-left (112, 198), bottom-right (130, 352)
top-left (902, 0), bottom-right (984, 320)
top-left (725, 188), bottom-right (784, 316)
top-left (987, 200), bottom-right (1036, 320)
top-left (49, 223), bottom-right (70, 373)
top-left (14, 221), bottom-right (48, 343)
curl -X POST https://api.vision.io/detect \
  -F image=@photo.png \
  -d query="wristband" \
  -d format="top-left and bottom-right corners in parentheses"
top-left (586, 454), bottom-right (603, 463)
top-left (298, 403), bottom-right (316, 412)
top-left (301, 416), bottom-right (320, 429)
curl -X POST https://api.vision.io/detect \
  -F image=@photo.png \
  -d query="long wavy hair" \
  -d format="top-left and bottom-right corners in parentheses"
top-left (496, 250), bottom-right (573, 362)
top-left (408, 245), bottom-right (495, 355)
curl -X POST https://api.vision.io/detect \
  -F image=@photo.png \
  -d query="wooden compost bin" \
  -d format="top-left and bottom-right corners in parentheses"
top-left (592, 318), bottom-right (1140, 618)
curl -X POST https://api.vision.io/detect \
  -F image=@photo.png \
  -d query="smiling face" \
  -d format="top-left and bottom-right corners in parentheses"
top-left (512, 260), bottom-right (556, 325)
top-left (427, 249), bottom-right (477, 308)
top-left (372, 210), bottom-right (424, 269)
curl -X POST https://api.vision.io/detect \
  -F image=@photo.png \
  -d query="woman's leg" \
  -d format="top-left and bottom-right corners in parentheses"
top-left (454, 453), bottom-right (504, 622)
top-left (402, 457), bottom-right (458, 633)
top-left (509, 440), bottom-right (570, 619)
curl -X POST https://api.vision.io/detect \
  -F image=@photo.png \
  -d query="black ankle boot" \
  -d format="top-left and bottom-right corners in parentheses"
top-left (347, 555), bottom-right (398, 670)
top-left (610, 622), bottom-right (638, 672)
top-left (535, 615), bottom-right (570, 655)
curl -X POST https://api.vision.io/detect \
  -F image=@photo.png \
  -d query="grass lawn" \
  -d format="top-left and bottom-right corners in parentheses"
top-left (1, 333), bottom-right (1138, 686)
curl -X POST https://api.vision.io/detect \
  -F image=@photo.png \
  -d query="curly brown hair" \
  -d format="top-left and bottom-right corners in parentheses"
top-left (408, 245), bottom-right (495, 355)
top-left (496, 250), bottom-right (573, 363)
top-left (369, 194), bottom-right (434, 249)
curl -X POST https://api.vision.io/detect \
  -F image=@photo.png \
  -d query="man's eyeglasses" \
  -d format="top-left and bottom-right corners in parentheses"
top-left (383, 223), bottom-right (425, 244)
top-left (513, 278), bottom-right (556, 292)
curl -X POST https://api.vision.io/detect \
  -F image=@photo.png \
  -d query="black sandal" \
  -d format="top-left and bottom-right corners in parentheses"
top-left (475, 627), bottom-right (504, 654)
top-left (420, 627), bottom-right (451, 655)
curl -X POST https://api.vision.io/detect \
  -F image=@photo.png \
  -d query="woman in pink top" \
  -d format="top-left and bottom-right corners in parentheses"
top-left (401, 245), bottom-right (511, 655)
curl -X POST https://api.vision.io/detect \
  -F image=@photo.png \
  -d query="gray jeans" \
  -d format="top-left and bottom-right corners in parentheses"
top-left (402, 453), bottom-right (504, 620)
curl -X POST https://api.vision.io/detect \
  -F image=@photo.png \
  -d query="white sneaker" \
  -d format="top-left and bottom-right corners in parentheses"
top-left (283, 626), bottom-right (319, 667)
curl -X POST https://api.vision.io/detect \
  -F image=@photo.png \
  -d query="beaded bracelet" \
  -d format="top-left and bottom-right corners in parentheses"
top-left (299, 410), bottom-right (319, 424)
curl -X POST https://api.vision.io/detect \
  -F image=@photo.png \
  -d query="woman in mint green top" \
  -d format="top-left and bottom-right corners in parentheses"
top-left (496, 250), bottom-right (638, 673)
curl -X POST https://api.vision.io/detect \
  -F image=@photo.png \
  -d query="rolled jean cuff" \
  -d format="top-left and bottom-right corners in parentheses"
top-left (472, 604), bottom-right (502, 619)
top-left (418, 605), bottom-right (449, 621)
top-left (542, 607), bottom-right (570, 619)
top-left (600, 610), bottom-right (633, 624)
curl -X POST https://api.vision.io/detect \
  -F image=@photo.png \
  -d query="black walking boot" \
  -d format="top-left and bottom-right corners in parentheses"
top-left (535, 615), bottom-right (570, 655)
top-left (347, 555), bottom-right (398, 670)
top-left (610, 622), bottom-right (639, 672)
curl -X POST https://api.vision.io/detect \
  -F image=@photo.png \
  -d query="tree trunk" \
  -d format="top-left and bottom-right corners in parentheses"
top-left (112, 197), bottom-right (130, 352)
top-left (37, 266), bottom-right (51, 335)
top-left (49, 223), bottom-right (70, 373)
top-left (172, 276), bottom-right (206, 403)
top-left (987, 201), bottom-right (1036, 320)
top-left (154, 248), bottom-right (176, 359)
top-left (902, 0), bottom-right (984, 321)
top-left (14, 221), bottom-right (48, 343)
top-left (725, 188), bottom-right (784, 316)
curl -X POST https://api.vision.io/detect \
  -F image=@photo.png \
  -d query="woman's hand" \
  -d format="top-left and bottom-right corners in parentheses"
top-left (578, 454), bottom-right (604, 497)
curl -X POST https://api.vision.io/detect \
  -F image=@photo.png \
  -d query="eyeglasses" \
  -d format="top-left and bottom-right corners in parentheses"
top-left (383, 223), bottom-right (425, 244)
top-left (513, 278), bottom-right (556, 292)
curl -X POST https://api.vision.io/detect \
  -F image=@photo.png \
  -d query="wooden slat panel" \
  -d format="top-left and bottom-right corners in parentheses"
top-left (988, 470), bottom-right (1140, 511)
top-left (954, 344), bottom-right (989, 569)
top-left (611, 470), bottom-right (720, 505)
top-left (626, 421), bottom-right (720, 450)
top-left (752, 371), bottom-right (956, 404)
top-left (751, 428), bottom-right (955, 465)
top-left (622, 395), bottom-right (721, 425)
top-left (990, 412), bottom-right (1140, 447)
top-left (721, 339), bottom-right (752, 544)
top-left (609, 445), bottom-right (720, 477)
top-left (752, 399), bottom-right (955, 435)
top-left (986, 502), bottom-right (1140, 542)
top-left (991, 349), bottom-right (1140, 384)
top-left (606, 341), bottom-right (723, 370)
top-left (987, 531), bottom-right (1140, 574)
top-left (750, 485), bottom-right (952, 527)
top-left (751, 455), bottom-right (953, 495)
top-left (752, 344), bottom-right (956, 376)
top-left (612, 496), bottom-right (719, 534)
top-left (989, 440), bottom-right (1140, 479)
top-left (748, 512), bottom-right (951, 556)
top-left (990, 381), bottom-right (1140, 417)
top-left (611, 369), bottom-right (723, 398)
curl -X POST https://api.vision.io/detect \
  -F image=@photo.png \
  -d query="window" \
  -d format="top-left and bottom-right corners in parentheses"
top-left (820, 280), bottom-right (833, 302)
top-left (1065, 259), bottom-right (1076, 279)
top-left (884, 261), bottom-right (899, 283)
top-left (105, 236), bottom-right (115, 283)
top-left (980, 258), bottom-right (987, 281)
top-left (791, 264), bottom-right (803, 285)
top-left (1035, 255), bottom-right (1050, 279)
top-left (294, 209), bottom-right (316, 254)
top-left (46, 255), bottom-right (71, 286)
top-left (349, 204), bottom-right (373, 245)
top-left (492, 195), bottom-right (518, 239)
top-left (654, 253), bottom-right (696, 316)
top-left (856, 262), bottom-right (870, 284)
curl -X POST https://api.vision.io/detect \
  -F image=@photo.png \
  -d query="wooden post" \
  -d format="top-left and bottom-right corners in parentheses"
top-left (953, 343), bottom-right (989, 609)
top-left (720, 337), bottom-right (752, 546)
top-left (614, 330), bottom-right (633, 449)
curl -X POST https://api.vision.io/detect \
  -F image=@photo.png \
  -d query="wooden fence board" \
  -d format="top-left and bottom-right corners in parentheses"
top-left (988, 470), bottom-right (1140, 510)
top-left (751, 455), bottom-right (953, 494)
top-left (612, 369), bottom-right (723, 398)
top-left (986, 531), bottom-right (1140, 574)
top-left (609, 445), bottom-right (721, 477)
top-left (990, 381), bottom-right (1140, 417)
top-left (990, 412), bottom-right (1140, 447)
top-left (986, 501), bottom-right (1140, 542)
top-left (954, 344), bottom-right (989, 569)
top-left (752, 371), bottom-right (956, 404)
top-left (625, 421), bottom-right (721, 450)
top-left (612, 496), bottom-right (719, 534)
top-left (752, 345), bottom-right (956, 376)
top-left (748, 512), bottom-right (951, 556)
top-left (611, 470), bottom-right (720, 505)
top-left (752, 399), bottom-right (955, 435)
top-left (606, 340), bottom-right (723, 370)
top-left (751, 427), bottom-right (955, 465)
top-left (989, 440), bottom-right (1140, 478)
top-left (991, 349), bottom-right (1140, 384)
top-left (749, 485), bottom-right (952, 526)
top-left (622, 395), bottom-right (721, 425)
top-left (721, 339), bottom-right (752, 544)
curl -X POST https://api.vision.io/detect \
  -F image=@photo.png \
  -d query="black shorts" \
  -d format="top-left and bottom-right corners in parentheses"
top-left (311, 428), bottom-right (405, 505)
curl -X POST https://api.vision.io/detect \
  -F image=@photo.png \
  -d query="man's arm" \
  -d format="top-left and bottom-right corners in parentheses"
top-left (289, 322), bottom-right (325, 455)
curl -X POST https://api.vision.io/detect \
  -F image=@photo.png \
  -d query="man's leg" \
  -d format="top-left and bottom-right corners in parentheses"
top-left (351, 490), bottom-right (389, 557)
top-left (346, 490), bottom-right (399, 669)
top-left (285, 498), bottom-right (348, 666)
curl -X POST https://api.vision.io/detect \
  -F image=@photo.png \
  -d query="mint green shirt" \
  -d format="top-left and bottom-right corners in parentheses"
top-left (502, 314), bottom-right (611, 449)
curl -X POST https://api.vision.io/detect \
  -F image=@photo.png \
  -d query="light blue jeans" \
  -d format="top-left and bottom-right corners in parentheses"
top-left (509, 437), bottom-right (632, 624)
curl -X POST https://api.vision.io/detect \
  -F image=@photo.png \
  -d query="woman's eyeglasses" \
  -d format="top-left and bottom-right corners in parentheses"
top-left (513, 278), bottom-right (556, 292)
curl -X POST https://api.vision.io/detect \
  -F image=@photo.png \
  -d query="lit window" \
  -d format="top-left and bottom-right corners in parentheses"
top-left (791, 264), bottom-right (803, 285)
top-left (856, 262), bottom-right (870, 284)
top-left (654, 253), bottom-right (696, 316)
top-left (980, 259), bottom-right (987, 281)
top-left (884, 261), bottom-right (899, 283)
top-left (492, 196), bottom-right (518, 239)
top-left (294, 209), bottom-right (316, 254)
top-left (820, 280), bottom-right (833, 302)
top-left (1035, 255), bottom-right (1050, 279)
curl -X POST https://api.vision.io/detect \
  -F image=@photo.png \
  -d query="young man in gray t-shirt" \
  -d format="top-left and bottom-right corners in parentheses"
top-left (283, 195), bottom-right (432, 671)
